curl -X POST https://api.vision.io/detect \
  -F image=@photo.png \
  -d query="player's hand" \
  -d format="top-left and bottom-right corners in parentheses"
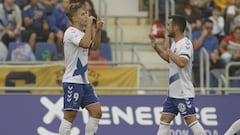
top-left (96, 17), bottom-right (104, 30)
top-left (149, 34), bottom-right (157, 48)
top-left (86, 11), bottom-right (95, 26)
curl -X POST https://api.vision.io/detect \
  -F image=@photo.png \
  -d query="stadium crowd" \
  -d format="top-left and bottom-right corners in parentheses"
top-left (157, 0), bottom-right (240, 87)
top-left (0, 0), bottom-right (109, 61)
top-left (0, 0), bottom-right (239, 87)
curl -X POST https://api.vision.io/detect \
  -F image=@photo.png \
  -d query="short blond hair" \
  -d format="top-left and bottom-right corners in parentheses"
top-left (66, 3), bottom-right (85, 22)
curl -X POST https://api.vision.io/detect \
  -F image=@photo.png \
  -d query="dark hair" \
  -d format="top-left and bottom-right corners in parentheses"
top-left (79, 0), bottom-right (97, 24)
top-left (168, 15), bottom-right (186, 32)
top-left (79, 0), bottom-right (97, 17)
top-left (203, 18), bottom-right (213, 25)
top-left (65, 3), bottom-right (84, 22)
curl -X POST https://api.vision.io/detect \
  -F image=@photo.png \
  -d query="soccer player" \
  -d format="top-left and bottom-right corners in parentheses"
top-left (149, 15), bottom-right (206, 135)
top-left (59, 3), bottom-right (104, 135)
top-left (224, 119), bottom-right (240, 135)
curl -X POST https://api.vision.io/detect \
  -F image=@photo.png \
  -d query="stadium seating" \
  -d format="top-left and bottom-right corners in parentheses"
top-left (35, 42), bottom-right (58, 61)
top-left (7, 42), bottom-right (27, 60)
top-left (100, 42), bottom-right (112, 61)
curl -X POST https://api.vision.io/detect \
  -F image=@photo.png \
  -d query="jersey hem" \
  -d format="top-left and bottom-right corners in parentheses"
top-left (168, 96), bottom-right (195, 99)
top-left (161, 112), bottom-right (177, 116)
top-left (63, 108), bottom-right (79, 111)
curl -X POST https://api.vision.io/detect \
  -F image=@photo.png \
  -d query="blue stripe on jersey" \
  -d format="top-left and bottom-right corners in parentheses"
top-left (73, 58), bottom-right (87, 83)
top-left (169, 73), bottom-right (180, 85)
top-left (180, 53), bottom-right (190, 59)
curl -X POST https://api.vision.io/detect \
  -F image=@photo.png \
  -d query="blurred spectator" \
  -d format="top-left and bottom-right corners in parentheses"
top-left (11, 43), bottom-right (36, 61)
top-left (219, 26), bottom-right (240, 62)
top-left (0, 16), bottom-right (8, 40)
top-left (69, 0), bottom-right (78, 3)
top-left (193, 0), bottom-right (212, 7)
top-left (175, 0), bottom-right (202, 32)
top-left (209, 6), bottom-right (225, 41)
top-left (48, 0), bottom-right (70, 57)
top-left (0, 41), bottom-right (8, 61)
top-left (22, 0), bottom-right (54, 51)
top-left (219, 26), bottom-right (240, 76)
top-left (15, 0), bottom-right (29, 9)
top-left (161, 0), bottom-right (207, 22)
top-left (225, 0), bottom-right (240, 34)
top-left (192, 19), bottom-right (222, 87)
top-left (38, 0), bottom-right (60, 16)
top-left (0, 0), bottom-right (22, 47)
top-left (88, 48), bottom-right (108, 67)
top-left (195, 0), bottom-right (214, 19)
top-left (213, 0), bottom-right (234, 14)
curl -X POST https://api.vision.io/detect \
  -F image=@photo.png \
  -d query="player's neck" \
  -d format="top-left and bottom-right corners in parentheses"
top-left (72, 24), bottom-right (85, 32)
top-left (174, 33), bottom-right (184, 42)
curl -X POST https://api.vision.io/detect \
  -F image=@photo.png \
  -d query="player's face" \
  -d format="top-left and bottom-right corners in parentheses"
top-left (74, 8), bottom-right (88, 26)
top-left (167, 18), bottom-right (175, 38)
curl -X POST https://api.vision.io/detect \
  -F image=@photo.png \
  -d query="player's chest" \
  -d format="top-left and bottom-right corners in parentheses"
top-left (171, 45), bottom-right (180, 55)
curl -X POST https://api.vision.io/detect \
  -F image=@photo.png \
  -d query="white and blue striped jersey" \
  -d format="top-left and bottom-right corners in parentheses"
top-left (168, 37), bottom-right (194, 98)
top-left (62, 26), bottom-right (90, 84)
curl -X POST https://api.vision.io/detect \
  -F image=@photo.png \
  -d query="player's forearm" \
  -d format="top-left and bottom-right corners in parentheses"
top-left (92, 29), bottom-right (101, 50)
top-left (80, 25), bottom-right (92, 48)
top-left (153, 46), bottom-right (169, 63)
top-left (193, 39), bottom-right (203, 49)
top-left (167, 49), bottom-right (187, 68)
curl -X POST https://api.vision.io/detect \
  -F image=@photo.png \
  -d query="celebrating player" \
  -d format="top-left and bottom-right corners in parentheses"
top-left (225, 119), bottom-right (240, 135)
top-left (59, 2), bottom-right (104, 135)
top-left (149, 15), bottom-right (206, 135)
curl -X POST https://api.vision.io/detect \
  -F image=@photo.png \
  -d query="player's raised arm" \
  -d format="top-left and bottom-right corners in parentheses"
top-left (149, 34), bottom-right (169, 63)
top-left (80, 11), bottom-right (95, 48)
top-left (91, 17), bottom-right (104, 50)
top-left (166, 48), bottom-right (189, 68)
top-left (60, 2), bottom-right (102, 135)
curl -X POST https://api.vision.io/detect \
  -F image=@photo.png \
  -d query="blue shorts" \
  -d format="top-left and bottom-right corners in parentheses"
top-left (162, 97), bottom-right (196, 117)
top-left (62, 83), bottom-right (99, 110)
